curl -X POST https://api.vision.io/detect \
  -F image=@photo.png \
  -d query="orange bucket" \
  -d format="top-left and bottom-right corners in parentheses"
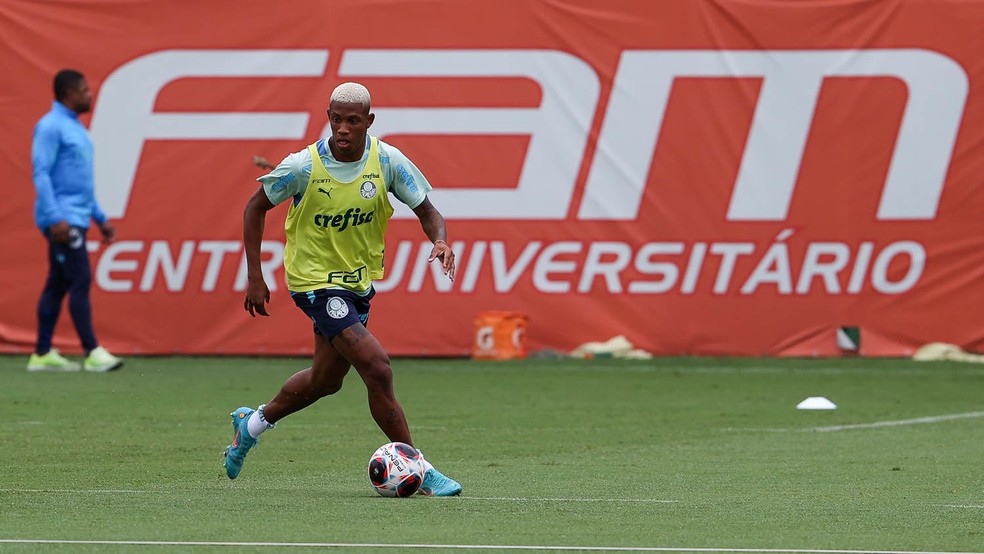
top-left (472, 311), bottom-right (528, 360)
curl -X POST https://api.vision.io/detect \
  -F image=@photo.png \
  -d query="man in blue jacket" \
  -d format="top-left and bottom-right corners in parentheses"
top-left (28, 69), bottom-right (123, 372)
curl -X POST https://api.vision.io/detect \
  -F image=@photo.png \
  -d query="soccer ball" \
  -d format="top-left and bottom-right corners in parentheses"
top-left (368, 442), bottom-right (424, 497)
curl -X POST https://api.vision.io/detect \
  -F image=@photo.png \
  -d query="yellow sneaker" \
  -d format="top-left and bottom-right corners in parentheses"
top-left (27, 349), bottom-right (81, 372)
top-left (84, 346), bottom-right (124, 372)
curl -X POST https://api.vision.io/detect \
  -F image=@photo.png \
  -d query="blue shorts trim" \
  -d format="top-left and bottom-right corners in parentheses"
top-left (291, 287), bottom-right (375, 340)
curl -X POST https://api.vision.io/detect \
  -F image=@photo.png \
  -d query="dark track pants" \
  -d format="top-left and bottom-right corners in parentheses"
top-left (35, 227), bottom-right (98, 355)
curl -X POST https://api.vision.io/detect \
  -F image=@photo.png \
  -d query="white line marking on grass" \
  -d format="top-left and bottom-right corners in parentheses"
top-left (0, 490), bottom-right (675, 504)
top-left (0, 490), bottom-right (675, 503)
top-left (807, 411), bottom-right (984, 432)
top-left (458, 496), bottom-right (677, 503)
top-left (0, 540), bottom-right (981, 553)
top-left (725, 411), bottom-right (984, 434)
top-left (941, 504), bottom-right (984, 509)
top-left (0, 488), bottom-right (153, 494)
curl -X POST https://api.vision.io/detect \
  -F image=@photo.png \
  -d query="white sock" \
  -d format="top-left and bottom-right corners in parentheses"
top-left (416, 449), bottom-right (434, 472)
top-left (246, 404), bottom-right (275, 438)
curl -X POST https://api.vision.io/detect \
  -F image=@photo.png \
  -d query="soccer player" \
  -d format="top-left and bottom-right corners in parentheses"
top-left (225, 82), bottom-right (462, 496)
top-left (27, 69), bottom-right (123, 373)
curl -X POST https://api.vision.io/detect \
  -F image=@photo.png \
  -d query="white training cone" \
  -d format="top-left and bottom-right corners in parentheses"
top-left (797, 396), bottom-right (837, 410)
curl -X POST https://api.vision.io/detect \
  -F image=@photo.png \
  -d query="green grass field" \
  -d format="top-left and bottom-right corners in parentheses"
top-left (1, 355), bottom-right (982, 553)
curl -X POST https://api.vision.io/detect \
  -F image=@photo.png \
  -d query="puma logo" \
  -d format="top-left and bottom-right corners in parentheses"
top-left (318, 187), bottom-right (333, 198)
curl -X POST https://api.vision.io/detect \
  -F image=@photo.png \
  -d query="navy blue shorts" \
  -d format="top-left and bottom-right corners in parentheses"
top-left (291, 287), bottom-right (375, 340)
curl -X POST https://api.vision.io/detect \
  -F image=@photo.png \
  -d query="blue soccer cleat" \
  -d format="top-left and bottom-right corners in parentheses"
top-left (224, 407), bottom-right (257, 479)
top-left (419, 466), bottom-right (462, 497)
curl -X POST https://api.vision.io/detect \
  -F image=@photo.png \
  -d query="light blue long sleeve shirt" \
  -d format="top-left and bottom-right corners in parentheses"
top-left (258, 136), bottom-right (431, 208)
top-left (31, 101), bottom-right (107, 231)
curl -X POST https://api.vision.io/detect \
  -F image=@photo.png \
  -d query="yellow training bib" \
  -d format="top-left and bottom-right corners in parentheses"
top-left (282, 137), bottom-right (394, 293)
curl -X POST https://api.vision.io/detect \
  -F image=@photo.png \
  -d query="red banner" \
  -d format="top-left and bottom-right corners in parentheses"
top-left (2, 0), bottom-right (983, 357)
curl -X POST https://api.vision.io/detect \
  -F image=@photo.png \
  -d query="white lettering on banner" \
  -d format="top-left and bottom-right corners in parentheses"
top-left (578, 49), bottom-right (968, 221)
top-left (578, 242), bottom-right (632, 293)
top-left (374, 242), bottom-right (414, 292)
top-left (233, 241), bottom-right (284, 291)
top-left (407, 240), bottom-right (458, 293)
top-left (629, 242), bottom-right (685, 294)
top-left (534, 242), bottom-right (582, 294)
top-left (141, 240), bottom-right (195, 291)
top-left (92, 240), bottom-right (281, 293)
top-left (491, 241), bottom-right (541, 293)
top-left (96, 241), bottom-right (142, 292)
top-left (199, 241), bottom-right (243, 292)
top-left (847, 242), bottom-right (875, 294)
top-left (741, 230), bottom-right (794, 294)
top-left (90, 238), bottom-right (925, 296)
top-left (92, 48), bottom-right (965, 223)
top-left (709, 243), bottom-right (756, 294)
top-left (796, 242), bottom-right (851, 294)
top-left (338, 49), bottom-right (600, 220)
top-left (90, 50), bottom-right (330, 218)
top-left (870, 241), bottom-right (925, 294)
top-left (681, 242), bottom-right (707, 294)
top-left (378, 239), bottom-right (925, 296)
top-left (458, 241), bottom-right (487, 292)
